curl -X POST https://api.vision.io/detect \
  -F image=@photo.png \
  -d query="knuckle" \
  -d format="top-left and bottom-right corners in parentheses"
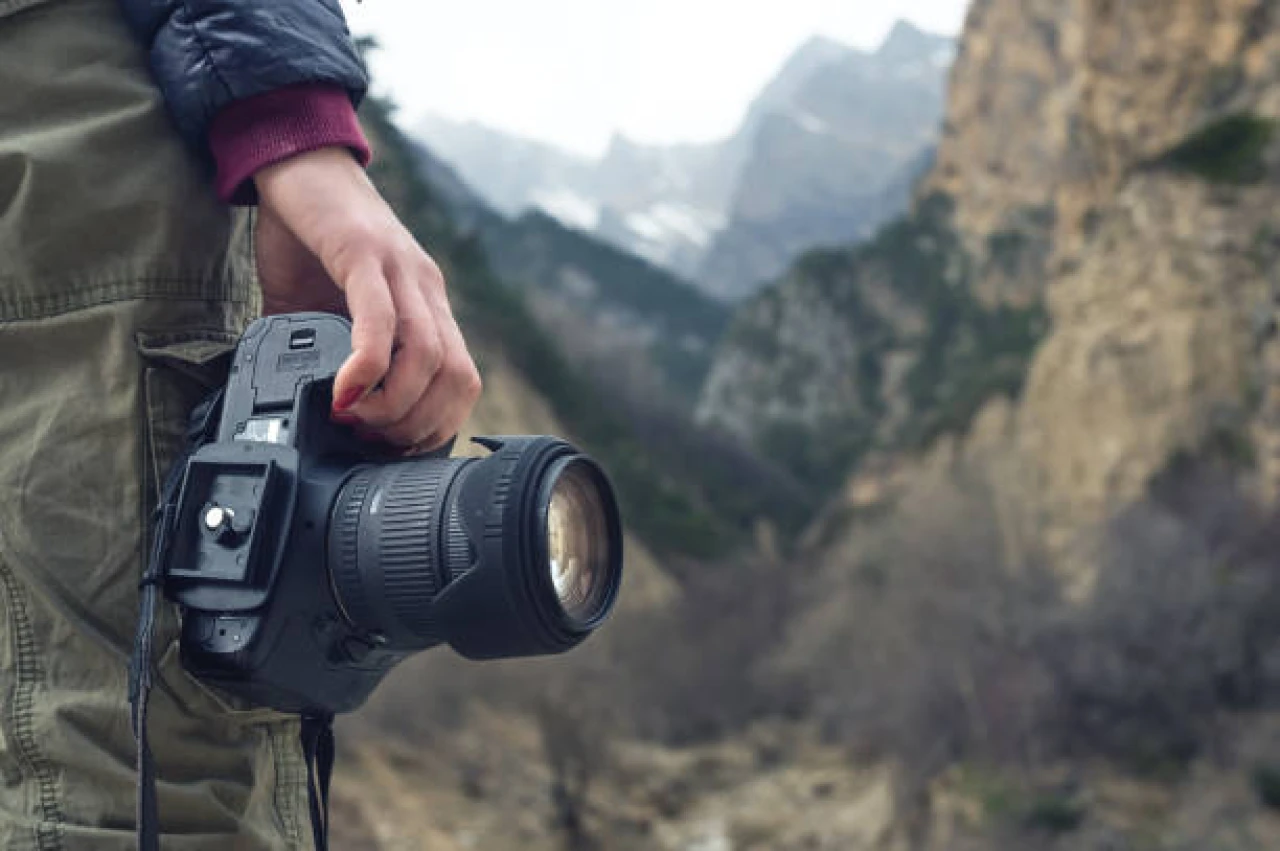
top-left (406, 327), bottom-right (444, 367)
top-left (369, 303), bottom-right (398, 334)
top-left (356, 347), bottom-right (392, 377)
top-left (460, 362), bottom-right (483, 399)
top-left (420, 255), bottom-right (445, 287)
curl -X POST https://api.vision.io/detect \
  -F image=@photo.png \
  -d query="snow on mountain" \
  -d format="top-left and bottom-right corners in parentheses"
top-left (531, 188), bottom-right (601, 231)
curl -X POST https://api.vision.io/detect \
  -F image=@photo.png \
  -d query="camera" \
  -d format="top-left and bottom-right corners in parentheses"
top-left (157, 313), bottom-right (624, 716)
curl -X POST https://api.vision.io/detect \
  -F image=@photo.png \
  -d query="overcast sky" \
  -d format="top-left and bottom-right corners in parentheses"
top-left (338, 1), bottom-right (971, 158)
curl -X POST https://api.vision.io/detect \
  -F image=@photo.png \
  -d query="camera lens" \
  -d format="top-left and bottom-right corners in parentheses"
top-left (327, 437), bottom-right (623, 659)
top-left (542, 459), bottom-right (615, 627)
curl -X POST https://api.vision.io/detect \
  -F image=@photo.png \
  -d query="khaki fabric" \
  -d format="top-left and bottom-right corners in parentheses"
top-left (0, 0), bottom-right (313, 848)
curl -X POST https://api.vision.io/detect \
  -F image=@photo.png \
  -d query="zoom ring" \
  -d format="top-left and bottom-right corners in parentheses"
top-left (379, 465), bottom-right (445, 635)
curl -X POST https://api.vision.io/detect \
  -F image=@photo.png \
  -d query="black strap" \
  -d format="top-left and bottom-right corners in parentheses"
top-left (301, 714), bottom-right (336, 851)
top-left (129, 450), bottom-right (186, 851)
top-left (127, 392), bottom-right (210, 851)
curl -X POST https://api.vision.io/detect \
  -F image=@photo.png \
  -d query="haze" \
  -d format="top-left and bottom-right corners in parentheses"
top-left (338, 1), bottom-right (970, 158)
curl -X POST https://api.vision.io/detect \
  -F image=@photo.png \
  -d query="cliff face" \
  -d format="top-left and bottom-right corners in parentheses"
top-left (959, 0), bottom-right (1280, 569)
top-left (706, 0), bottom-right (1280, 577)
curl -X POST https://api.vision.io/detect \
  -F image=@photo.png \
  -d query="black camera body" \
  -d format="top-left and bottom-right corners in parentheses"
top-left (162, 313), bottom-right (622, 716)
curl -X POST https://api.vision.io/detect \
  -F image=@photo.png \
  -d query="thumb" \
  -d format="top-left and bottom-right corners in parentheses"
top-left (332, 261), bottom-right (397, 413)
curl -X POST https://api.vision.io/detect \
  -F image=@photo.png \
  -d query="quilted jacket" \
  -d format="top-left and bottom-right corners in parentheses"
top-left (115, 0), bottom-right (369, 154)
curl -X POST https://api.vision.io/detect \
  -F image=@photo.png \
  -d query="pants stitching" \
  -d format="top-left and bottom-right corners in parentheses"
top-left (0, 560), bottom-right (64, 850)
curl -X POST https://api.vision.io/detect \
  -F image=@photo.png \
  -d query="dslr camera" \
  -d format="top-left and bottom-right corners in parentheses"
top-left (155, 312), bottom-right (624, 715)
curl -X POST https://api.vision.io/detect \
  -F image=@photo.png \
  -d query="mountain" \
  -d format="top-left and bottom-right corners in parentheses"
top-left (414, 116), bottom-right (726, 280)
top-left (398, 134), bottom-right (731, 405)
top-left (697, 192), bottom-right (1045, 493)
top-left (481, 210), bottom-right (730, 403)
top-left (696, 22), bottom-right (953, 300)
top-left (413, 114), bottom-right (594, 218)
top-left (413, 22), bottom-right (953, 296)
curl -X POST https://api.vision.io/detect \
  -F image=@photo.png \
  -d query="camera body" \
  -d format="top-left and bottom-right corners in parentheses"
top-left (162, 313), bottom-right (622, 716)
top-left (169, 313), bottom-right (409, 714)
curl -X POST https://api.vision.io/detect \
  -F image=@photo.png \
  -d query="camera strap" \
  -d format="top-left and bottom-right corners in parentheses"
top-left (129, 391), bottom-right (224, 851)
top-left (301, 713), bottom-right (336, 850)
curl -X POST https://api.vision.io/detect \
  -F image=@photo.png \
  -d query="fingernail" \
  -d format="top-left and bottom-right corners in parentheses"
top-left (333, 385), bottom-right (367, 413)
top-left (331, 411), bottom-right (359, 426)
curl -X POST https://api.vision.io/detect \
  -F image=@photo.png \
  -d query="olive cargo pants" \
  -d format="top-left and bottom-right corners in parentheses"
top-left (0, 1), bottom-right (314, 847)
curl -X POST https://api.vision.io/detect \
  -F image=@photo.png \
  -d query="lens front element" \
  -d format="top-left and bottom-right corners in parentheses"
top-left (545, 460), bottom-right (614, 626)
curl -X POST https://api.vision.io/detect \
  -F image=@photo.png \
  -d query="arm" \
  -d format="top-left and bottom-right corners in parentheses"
top-left (115, 0), bottom-right (368, 153)
top-left (117, 0), bottom-right (482, 451)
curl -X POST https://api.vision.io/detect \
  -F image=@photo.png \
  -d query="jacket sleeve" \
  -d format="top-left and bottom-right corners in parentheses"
top-left (116, 0), bottom-right (370, 156)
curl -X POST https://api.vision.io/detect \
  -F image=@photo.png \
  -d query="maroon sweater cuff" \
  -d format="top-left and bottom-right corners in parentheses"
top-left (209, 84), bottom-right (373, 205)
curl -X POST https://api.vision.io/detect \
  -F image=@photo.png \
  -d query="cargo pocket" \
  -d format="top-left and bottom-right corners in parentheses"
top-left (136, 329), bottom-right (289, 723)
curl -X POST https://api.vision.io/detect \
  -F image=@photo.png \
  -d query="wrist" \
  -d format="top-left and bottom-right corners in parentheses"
top-left (209, 84), bottom-right (372, 205)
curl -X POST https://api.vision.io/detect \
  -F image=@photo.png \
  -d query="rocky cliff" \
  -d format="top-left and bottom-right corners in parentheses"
top-left (936, 0), bottom-right (1280, 575)
top-left (703, 0), bottom-right (1280, 569)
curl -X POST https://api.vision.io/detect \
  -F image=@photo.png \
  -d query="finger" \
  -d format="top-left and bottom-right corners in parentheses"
top-left (348, 263), bottom-right (445, 428)
top-left (380, 322), bottom-right (481, 450)
top-left (332, 259), bottom-right (396, 414)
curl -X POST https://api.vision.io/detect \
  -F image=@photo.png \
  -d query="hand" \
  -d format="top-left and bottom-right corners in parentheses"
top-left (254, 148), bottom-right (481, 452)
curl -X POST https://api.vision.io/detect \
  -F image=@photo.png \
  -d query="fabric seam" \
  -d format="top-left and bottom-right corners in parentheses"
top-left (0, 277), bottom-right (252, 323)
top-left (0, 552), bottom-right (65, 850)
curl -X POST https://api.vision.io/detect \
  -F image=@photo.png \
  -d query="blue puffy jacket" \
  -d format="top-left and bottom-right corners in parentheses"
top-left (115, 0), bottom-right (369, 153)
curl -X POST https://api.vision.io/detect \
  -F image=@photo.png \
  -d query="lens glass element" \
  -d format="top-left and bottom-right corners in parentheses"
top-left (544, 461), bottom-right (613, 626)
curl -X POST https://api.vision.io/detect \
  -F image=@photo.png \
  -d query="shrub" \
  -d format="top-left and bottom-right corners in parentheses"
top-left (1160, 113), bottom-right (1277, 184)
top-left (1251, 764), bottom-right (1280, 810)
top-left (774, 455), bottom-right (1280, 810)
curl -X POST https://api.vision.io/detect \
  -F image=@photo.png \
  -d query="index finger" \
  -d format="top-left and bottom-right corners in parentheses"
top-left (332, 260), bottom-right (397, 413)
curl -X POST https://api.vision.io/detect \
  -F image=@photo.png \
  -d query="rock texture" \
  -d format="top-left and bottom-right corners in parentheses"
top-left (964, 0), bottom-right (1280, 574)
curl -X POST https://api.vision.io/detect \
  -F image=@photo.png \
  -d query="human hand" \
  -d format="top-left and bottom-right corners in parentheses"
top-left (254, 148), bottom-right (481, 452)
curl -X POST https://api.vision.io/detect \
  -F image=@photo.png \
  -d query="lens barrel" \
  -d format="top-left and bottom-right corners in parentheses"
top-left (327, 437), bottom-right (623, 659)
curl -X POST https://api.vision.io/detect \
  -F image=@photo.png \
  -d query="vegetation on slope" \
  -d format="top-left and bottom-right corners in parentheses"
top-left (1158, 112), bottom-right (1278, 184)
top-left (715, 192), bottom-right (1047, 495)
top-left (484, 210), bottom-right (730, 399)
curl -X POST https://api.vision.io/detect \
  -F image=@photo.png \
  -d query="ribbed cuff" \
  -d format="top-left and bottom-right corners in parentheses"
top-left (209, 84), bottom-right (373, 205)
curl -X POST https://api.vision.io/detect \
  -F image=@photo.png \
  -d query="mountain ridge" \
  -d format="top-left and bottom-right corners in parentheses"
top-left (414, 20), bottom-right (953, 297)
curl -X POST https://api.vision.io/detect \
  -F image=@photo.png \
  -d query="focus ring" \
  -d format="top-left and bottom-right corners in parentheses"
top-left (330, 468), bottom-right (378, 628)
